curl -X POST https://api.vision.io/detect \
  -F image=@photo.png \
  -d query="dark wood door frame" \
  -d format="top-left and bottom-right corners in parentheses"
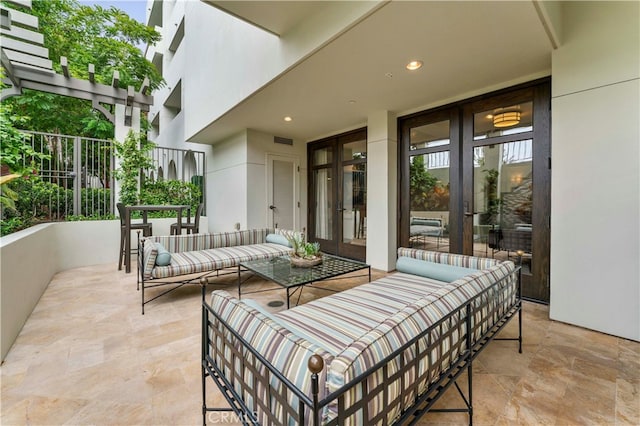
top-left (398, 78), bottom-right (551, 302)
top-left (307, 128), bottom-right (367, 261)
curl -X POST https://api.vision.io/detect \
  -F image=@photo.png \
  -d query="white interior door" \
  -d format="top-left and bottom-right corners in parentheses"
top-left (267, 154), bottom-right (299, 230)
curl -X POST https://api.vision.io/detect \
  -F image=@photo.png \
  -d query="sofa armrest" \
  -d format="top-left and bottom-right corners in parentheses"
top-left (140, 238), bottom-right (158, 279)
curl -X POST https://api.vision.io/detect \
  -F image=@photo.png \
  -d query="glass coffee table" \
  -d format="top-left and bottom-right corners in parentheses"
top-left (239, 254), bottom-right (371, 308)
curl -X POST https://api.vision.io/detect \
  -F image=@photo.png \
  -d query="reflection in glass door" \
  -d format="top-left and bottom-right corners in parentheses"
top-left (408, 120), bottom-right (451, 252)
top-left (312, 147), bottom-right (333, 241)
top-left (400, 80), bottom-right (550, 303)
top-left (469, 97), bottom-right (548, 302)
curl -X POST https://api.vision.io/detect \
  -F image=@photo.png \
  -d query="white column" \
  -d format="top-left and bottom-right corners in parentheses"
top-left (366, 110), bottom-right (397, 271)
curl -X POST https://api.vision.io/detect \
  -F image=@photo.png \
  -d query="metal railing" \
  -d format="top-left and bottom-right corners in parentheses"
top-left (14, 130), bottom-right (205, 221)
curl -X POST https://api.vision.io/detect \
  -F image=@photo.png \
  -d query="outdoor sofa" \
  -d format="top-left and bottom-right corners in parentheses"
top-left (138, 228), bottom-right (296, 314)
top-left (201, 247), bottom-right (522, 425)
top-left (409, 217), bottom-right (444, 248)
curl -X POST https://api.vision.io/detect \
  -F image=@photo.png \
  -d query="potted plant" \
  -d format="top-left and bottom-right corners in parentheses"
top-left (286, 233), bottom-right (322, 267)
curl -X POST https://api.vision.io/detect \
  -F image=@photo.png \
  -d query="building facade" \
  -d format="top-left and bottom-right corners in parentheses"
top-left (145, 1), bottom-right (639, 342)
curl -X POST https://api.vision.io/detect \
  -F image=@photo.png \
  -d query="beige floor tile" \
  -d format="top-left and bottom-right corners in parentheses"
top-left (1, 262), bottom-right (638, 425)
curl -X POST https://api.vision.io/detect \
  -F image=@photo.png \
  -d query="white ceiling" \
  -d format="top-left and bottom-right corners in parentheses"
top-left (195, 1), bottom-right (553, 144)
top-left (204, 1), bottom-right (329, 36)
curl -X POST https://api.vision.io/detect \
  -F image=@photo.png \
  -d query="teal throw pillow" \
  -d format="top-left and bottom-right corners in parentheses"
top-left (155, 243), bottom-right (172, 266)
top-left (396, 256), bottom-right (475, 282)
top-left (266, 233), bottom-right (291, 247)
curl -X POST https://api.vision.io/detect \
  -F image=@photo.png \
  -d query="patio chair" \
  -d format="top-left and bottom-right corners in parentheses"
top-left (170, 202), bottom-right (203, 235)
top-left (117, 203), bottom-right (152, 271)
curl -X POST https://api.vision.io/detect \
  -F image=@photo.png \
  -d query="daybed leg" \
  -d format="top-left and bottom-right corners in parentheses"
top-left (201, 278), bottom-right (208, 426)
top-left (140, 237), bottom-right (145, 314)
top-left (468, 361), bottom-right (473, 426)
top-left (237, 266), bottom-right (241, 299)
top-left (137, 233), bottom-right (142, 291)
top-left (308, 355), bottom-right (324, 426)
top-left (517, 251), bottom-right (524, 354)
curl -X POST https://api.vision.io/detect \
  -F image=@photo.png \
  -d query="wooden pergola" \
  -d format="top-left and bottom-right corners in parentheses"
top-left (0, 0), bottom-right (153, 140)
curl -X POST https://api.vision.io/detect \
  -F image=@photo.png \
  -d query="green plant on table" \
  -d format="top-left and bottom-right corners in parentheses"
top-left (286, 233), bottom-right (321, 259)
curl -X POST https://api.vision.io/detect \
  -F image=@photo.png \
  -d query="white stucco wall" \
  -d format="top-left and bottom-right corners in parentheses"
top-left (209, 132), bottom-right (249, 231)
top-left (182, 1), bottom-right (384, 142)
top-left (246, 129), bottom-right (307, 231)
top-left (550, 2), bottom-right (640, 341)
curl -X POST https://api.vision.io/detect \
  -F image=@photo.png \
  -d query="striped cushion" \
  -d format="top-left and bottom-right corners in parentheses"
top-left (141, 238), bottom-right (158, 279)
top-left (209, 290), bottom-right (334, 425)
top-left (324, 260), bottom-right (516, 424)
top-left (397, 247), bottom-right (500, 270)
top-left (150, 228), bottom-right (274, 253)
top-left (151, 243), bottom-right (292, 279)
top-left (274, 273), bottom-right (449, 355)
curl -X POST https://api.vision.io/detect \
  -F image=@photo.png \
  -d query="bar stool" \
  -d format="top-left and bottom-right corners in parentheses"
top-left (170, 203), bottom-right (203, 235)
top-left (117, 203), bottom-right (152, 270)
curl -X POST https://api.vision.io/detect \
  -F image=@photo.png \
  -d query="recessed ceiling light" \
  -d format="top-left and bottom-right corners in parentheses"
top-left (406, 60), bottom-right (423, 71)
top-left (348, 100), bottom-right (356, 104)
top-left (385, 72), bottom-right (393, 78)
top-left (283, 116), bottom-right (292, 122)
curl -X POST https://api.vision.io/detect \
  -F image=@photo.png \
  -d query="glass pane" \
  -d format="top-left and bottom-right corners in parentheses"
top-left (410, 120), bottom-right (450, 150)
top-left (409, 152), bottom-right (450, 252)
top-left (473, 101), bottom-right (533, 140)
top-left (313, 147), bottom-right (332, 166)
top-left (314, 168), bottom-right (333, 240)
top-left (343, 139), bottom-right (367, 160)
top-left (473, 141), bottom-right (533, 259)
top-left (342, 164), bottom-right (366, 245)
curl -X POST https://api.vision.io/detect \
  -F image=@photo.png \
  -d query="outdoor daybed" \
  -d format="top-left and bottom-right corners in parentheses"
top-left (201, 248), bottom-right (522, 425)
top-left (138, 228), bottom-right (295, 314)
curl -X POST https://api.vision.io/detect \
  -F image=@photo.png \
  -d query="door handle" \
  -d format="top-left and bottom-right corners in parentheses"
top-left (269, 205), bottom-right (276, 210)
top-left (337, 208), bottom-right (346, 212)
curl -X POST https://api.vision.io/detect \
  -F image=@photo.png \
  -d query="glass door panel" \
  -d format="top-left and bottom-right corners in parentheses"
top-left (313, 168), bottom-right (333, 240)
top-left (408, 120), bottom-right (450, 252)
top-left (338, 136), bottom-right (367, 259)
top-left (473, 142), bottom-right (533, 261)
top-left (473, 102), bottom-right (533, 140)
top-left (342, 163), bottom-right (366, 245)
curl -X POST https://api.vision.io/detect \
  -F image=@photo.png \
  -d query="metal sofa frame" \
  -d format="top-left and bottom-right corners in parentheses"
top-left (200, 265), bottom-right (522, 425)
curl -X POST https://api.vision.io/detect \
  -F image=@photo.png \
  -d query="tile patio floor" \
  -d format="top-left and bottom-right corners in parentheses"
top-left (1, 262), bottom-right (638, 425)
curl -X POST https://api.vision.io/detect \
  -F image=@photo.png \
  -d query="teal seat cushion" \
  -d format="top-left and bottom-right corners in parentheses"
top-left (266, 233), bottom-right (291, 247)
top-left (396, 256), bottom-right (475, 282)
top-left (155, 243), bottom-right (172, 266)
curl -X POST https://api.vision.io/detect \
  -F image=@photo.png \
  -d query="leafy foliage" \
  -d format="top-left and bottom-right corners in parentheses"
top-left (3, 0), bottom-right (163, 137)
top-left (141, 180), bottom-right (202, 216)
top-left (113, 131), bottom-right (155, 205)
top-left (409, 156), bottom-right (449, 211)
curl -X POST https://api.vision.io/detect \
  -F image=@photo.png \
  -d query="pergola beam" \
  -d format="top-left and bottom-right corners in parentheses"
top-left (112, 70), bottom-right (119, 88)
top-left (140, 77), bottom-right (149, 95)
top-left (9, 65), bottom-right (152, 107)
top-left (60, 56), bottom-right (69, 77)
top-left (88, 63), bottom-right (95, 83)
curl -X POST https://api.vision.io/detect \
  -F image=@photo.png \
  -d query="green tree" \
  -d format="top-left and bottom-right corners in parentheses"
top-left (3, 0), bottom-right (163, 138)
top-left (409, 156), bottom-right (438, 210)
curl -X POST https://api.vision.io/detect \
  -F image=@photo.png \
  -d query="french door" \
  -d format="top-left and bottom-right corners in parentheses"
top-left (308, 128), bottom-right (367, 261)
top-left (400, 80), bottom-right (550, 302)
